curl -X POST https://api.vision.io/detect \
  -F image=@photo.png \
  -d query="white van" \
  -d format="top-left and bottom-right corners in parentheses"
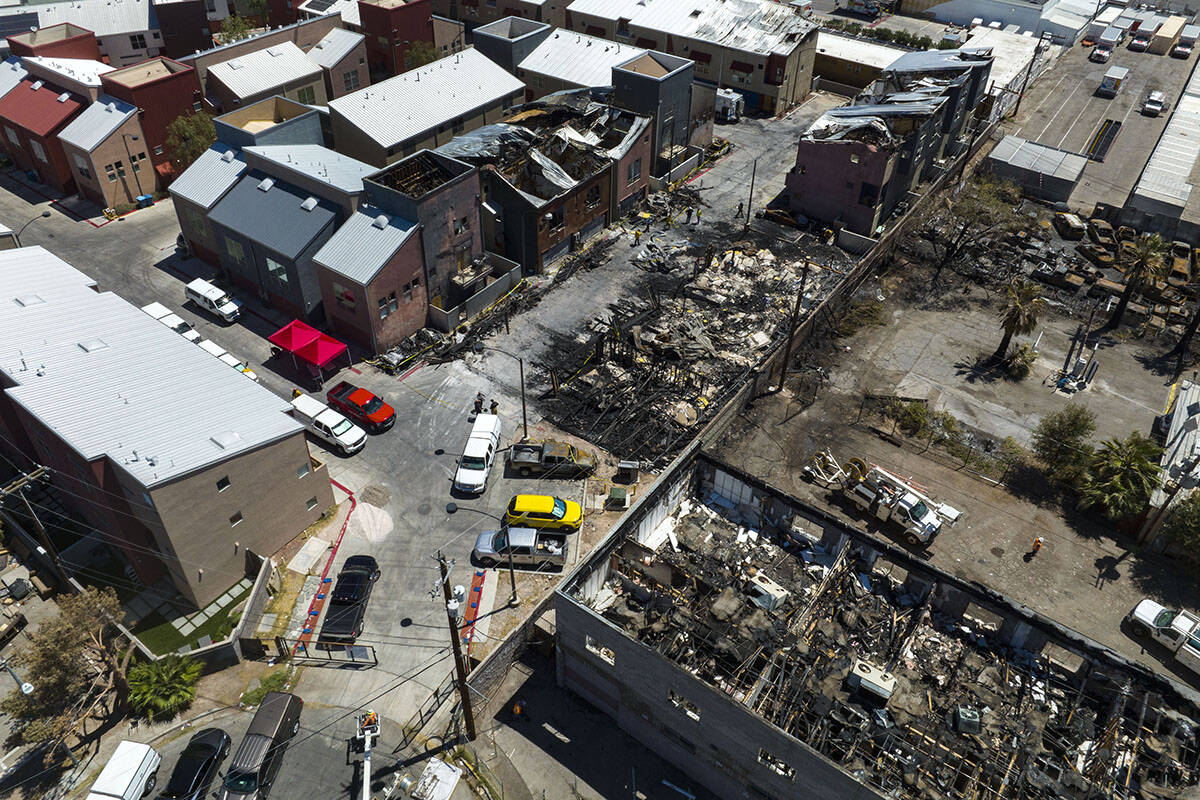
top-left (289, 393), bottom-right (366, 455)
top-left (185, 278), bottom-right (241, 322)
top-left (86, 740), bottom-right (162, 800)
top-left (454, 414), bottom-right (502, 493)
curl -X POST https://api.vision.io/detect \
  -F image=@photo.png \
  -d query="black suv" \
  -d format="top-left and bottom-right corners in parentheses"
top-left (157, 728), bottom-right (230, 800)
top-left (318, 555), bottom-right (380, 645)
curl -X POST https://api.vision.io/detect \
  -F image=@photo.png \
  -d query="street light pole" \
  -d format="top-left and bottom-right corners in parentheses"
top-left (13, 210), bottom-right (51, 246)
top-left (0, 658), bottom-right (34, 696)
top-left (445, 502), bottom-right (518, 605)
top-left (473, 343), bottom-right (529, 441)
top-left (121, 133), bottom-right (144, 198)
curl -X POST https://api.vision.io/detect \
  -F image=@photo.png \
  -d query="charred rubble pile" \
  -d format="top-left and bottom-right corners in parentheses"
top-left (589, 498), bottom-right (1200, 800)
top-left (535, 243), bottom-right (852, 466)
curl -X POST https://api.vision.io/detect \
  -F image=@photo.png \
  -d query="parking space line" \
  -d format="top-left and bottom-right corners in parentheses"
top-left (1057, 96), bottom-right (1097, 149)
top-left (1036, 81), bottom-right (1084, 141)
top-left (293, 478), bottom-right (356, 655)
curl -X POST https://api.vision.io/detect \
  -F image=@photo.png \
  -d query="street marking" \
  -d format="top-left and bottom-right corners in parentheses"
top-left (1035, 80), bottom-right (1084, 141)
top-left (1057, 95), bottom-right (1098, 149)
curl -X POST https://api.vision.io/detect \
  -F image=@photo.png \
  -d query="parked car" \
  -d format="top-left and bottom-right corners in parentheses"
top-left (86, 741), bottom-right (161, 800)
top-left (473, 527), bottom-right (568, 570)
top-left (318, 555), bottom-right (379, 645)
top-left (326, 381), bottom-right (395, 433)
top-left (1142, 90), bottom-right (1168, 116)
top-left (218, 692), bottom-right (303, 800)
top-left (156, 728), bottom-right (230, 800)
top-left (1090, 44), bottom-right (1113, 62)
top-left (453, 413), bottom-right (502, 493)
top-left (503, 494), bottom-right (582, 532)
top-left (1052, 212), bottom-right (1086, 240)
top-left (507, 440), bottom-right (596, 478)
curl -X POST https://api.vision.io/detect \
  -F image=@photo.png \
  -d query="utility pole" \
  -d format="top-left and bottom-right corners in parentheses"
top-left (437, 551), bottom-right (476, 740)
top-left (0, 467), bottom-right (69, 586)
top-left (743, 159), bottom-right (758, 233)
top-left (775, 262), bottom-right (811, 393)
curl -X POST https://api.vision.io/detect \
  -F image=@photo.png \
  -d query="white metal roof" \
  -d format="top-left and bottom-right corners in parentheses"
top-left (24, 56), bottom-right (114, 87)
top-left (58, 94), bottom-right (135, 152)
top-left (329, 48), bottom-right (524, 149)
top-left (242, 144), bottom-right (376, 195)
top-left (296, 0), bottom-right (360, 27)
top-left (965, 27), bottom-right (1051, 93)
top-left (308, 27), bottom-right (363, 69)
top-left (168, 145), bottom-right (247, 209)
top-left (1152, 380), bottom-right (1200, 507)
top-left (518, 31), bottom-right (645, 88)
top-left (0, 247), bottom-right (303, 489)
top-left (988, 134), bottom-right (1087, 180)
top-left (313, 205), bottom-right (418, 284)
top-left (208, 41), bottom-right (320, 101)
top-left (565, 0), bottom-right (817, 56)
top-left (1129, 63), bottom-right (1200, 215)
top-left (815, 31), bottom-right (904, 70)
top-left (0, 58), bottom-right (27, 101)
top-left (8, 0), bottom-right (157, 37)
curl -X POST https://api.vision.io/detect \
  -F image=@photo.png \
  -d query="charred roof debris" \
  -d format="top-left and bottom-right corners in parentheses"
top-left (563, 454), bottom-right (1200, 800)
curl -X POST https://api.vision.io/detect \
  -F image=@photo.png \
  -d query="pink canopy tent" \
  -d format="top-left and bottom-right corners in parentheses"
top-left (268, 320), bottom-right (350, 383)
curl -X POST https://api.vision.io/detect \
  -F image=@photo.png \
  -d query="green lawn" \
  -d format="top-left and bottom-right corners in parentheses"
top-left (132, 586), bottom-right (251, 656)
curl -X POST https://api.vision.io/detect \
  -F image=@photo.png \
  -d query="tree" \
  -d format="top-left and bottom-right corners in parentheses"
top-left (994, 279), bottom-right (1045, 362)
top-left (127, 655), bottom-right (203, 721)
top-left (0, 586), bottom-right (135, 749)
top-left (165, 112), bottom-right (215, 171)
top-left (1079, 432), bottom-right (1162, 520)
top-left (1162, 492), bottom-right (1200, 557)
top-left (1170, 303), bottom-right (1200, 361)
top-left (217, 14), bottom-right (254, 44)
top-left (922, 176), bottom-right (1019, 285)
top-left (1108, 233), bottom-right (1165, 328)
top-left (1032, 403), bottom-right (1096, 484)
top-left (404, 40), bottom-right (441, 70)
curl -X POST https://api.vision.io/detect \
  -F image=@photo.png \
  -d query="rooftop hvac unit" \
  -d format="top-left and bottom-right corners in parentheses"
top-left (746, 572), bottom-right (789, 612)
top-left (847, 659), bottom-right (896, 702)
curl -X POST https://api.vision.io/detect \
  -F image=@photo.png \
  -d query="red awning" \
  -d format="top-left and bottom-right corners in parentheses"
top-left (730, 60), bottom-right (755, 73)
top-left (269, 320), bottom-right (349, 370)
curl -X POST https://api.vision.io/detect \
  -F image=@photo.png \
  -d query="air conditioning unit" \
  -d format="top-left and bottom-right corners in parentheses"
top-left (746, 572), bottom-right (789, 612)
top-left (847, 659), bottom-right (896, 702)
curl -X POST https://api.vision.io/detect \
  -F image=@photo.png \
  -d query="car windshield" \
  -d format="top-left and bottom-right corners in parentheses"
top-left (552, 498), bottom-right (566, 519)
top-left (909, 500), bottom-right (929, 520)
top-left (223, 771), bottom-right (258, 793)
top-left (332, 418), bottom-right (355, 437)
top-left (461, 455), bottom-right (487, 469)
top-left (362, 396), bottom-right (384, 414)
top-left (1155, 609), bottom-right (1178, 628)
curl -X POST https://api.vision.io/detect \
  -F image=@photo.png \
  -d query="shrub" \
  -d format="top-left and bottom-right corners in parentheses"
top-left (127, 655), bottom-right (203, 721)
top-left (1005, 343), bottom-right (1037, 381)
top-left (242, 667), bottom-right (290, 707)
top-left (1032, 404), bottom-right (1096, 485)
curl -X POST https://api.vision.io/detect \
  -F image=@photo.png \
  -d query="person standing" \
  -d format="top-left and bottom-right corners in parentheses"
top-left (473, 392), bottom-right (484, 415)
top-left (490, 399), bottom-right (499, 415)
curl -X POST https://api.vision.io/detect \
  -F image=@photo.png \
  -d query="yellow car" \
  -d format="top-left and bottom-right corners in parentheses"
top-left (503, 494), bottom-right (582, 532)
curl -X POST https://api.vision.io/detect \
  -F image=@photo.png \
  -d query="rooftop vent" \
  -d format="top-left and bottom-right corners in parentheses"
top-left (57, 92), bottom-right (69, 103)
top-left (266, 46), bottom-right (283, 56)
top-left (105, 101), bottom-right (115, 112)
top-left (228, 59), bottom-right (243, 70)
top-left (257, 177), bottom-right (274, 192)
top-left (300, 196), bottom-right (317, 211)
top-left (30, 80), bottom-right (43, 90)
top-left (221, 149), bottom-right (236, 162)
top-left (77, 337), bottom-right (108, 352)
top-left (13, 294), bottom-right (44, 307)
top-left (372, 214), bottom-right (388, 229)
top-left (210, 430), bottom-right (242, 449)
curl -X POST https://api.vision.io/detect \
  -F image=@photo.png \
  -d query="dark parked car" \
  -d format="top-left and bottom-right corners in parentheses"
top-left (317, 555), bottom-right (380, 645)
top-left (156, 728), bottom-right (230, 800)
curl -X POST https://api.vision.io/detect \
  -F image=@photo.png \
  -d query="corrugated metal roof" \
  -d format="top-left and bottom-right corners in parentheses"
top-left (58, 94), bottom-right (135, 152)
top-left (313, 205), bottom-right (417, 284)
top-left (565, 0), bottom-right (816, 56)
top-left (0, 58), bottom-right (28, 102)
top-left (0, 78), bottom-right (85, 137)
top-left (816, 32), bottom-right (904, 70)
top-left (242, 144), bottom-right (375, 194)
top-left (168, 144), bottom-right (247, 210)
top-left (329, 48), bottom-right (524, 148)
top-left (987, 135), bottom-right (1087, 181)
top-left (0, 246), bottom-right (302, 488)
top-left (208, 42), bottom-right (320, 101)
top-left (1129, 63), bottom-right (1200, 215)
top-left (0, 0), bottom-right (158, 38)
top-left (1152, 379), bottom-right (1200, 507)
top-left (296, 0), bottom-right (360, 27)
top-left (518, 31), bottom-right (645, 88)
top-left (207, 171), bottom-right (339, 259)
top-left (24, 56), bottom-right (113, 87)
top-left (308, 27), bottom-right (363, 69)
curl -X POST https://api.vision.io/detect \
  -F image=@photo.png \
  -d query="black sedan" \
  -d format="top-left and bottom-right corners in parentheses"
top-left (157, 728), bottom-right (231, 800)
top-left (318, 555), bottom-right (380, 645)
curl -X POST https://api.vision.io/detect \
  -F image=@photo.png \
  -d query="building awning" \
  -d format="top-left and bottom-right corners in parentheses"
top-left (731, 60), bottom-right (755, 73)
top-left (690, 49), bottom-right (712, 63)
top-left (268, 319), bottom-right (350, 378)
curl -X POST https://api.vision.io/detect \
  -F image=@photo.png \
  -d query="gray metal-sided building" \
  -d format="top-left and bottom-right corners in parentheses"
top-left (987, 134), bottom-right (1086, 203)
top-left (556, 446), bottom-right (1200, 800)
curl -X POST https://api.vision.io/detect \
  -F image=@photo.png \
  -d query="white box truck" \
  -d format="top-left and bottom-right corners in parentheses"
top-left (86, 741), bottom-right (162, 800)
top-left (1174, 23), bottom-right (1199, 57)
top-left (289, 393), bottom-right (366, 455)
top-left (1097, 65), bottom-right (1128, 97)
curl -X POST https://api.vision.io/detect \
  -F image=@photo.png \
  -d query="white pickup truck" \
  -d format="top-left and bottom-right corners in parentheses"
top-left (1129, 599), bottom-right (1200, 675)
top-left (86, 741), bottom-right (161, 800)
top-left (289, 393), bottom-right (366, 455)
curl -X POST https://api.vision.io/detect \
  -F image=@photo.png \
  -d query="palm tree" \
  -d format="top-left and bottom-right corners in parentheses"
top-left (1108, 234), bottom-right (1165, 328)
top-left (127, 654), bottom-right (203, 721)
top-left (1078, 432), bottom-right (1162, 520)
top-left (993, 279), bottom-right (1045, 362)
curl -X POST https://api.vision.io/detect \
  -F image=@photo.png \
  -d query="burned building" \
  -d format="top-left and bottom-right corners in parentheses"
top-left (557, 448), bottom-right (1200, 800)
top-left (786, 48), bottom-right (993, 237)
top-left (436, 91), bottom-right (651, 271)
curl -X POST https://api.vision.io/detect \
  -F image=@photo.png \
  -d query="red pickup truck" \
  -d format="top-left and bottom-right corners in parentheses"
top-left (326, 381), bottom-right (395, 433)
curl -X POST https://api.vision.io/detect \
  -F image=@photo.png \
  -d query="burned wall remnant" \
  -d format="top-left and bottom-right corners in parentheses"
top-left (557, 449), bottom-right (1200, 800)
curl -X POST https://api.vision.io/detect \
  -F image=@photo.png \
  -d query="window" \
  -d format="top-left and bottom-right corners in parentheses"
top-left (229, 511), bottom-right (243, 527)
top-left (586, 184), bottom-right (601, 207)
top-left (627, 158), bottom-right (641, 185)
top-left (216, 475), bottom-right (231, 492)
top-left (454, 216), bottom-right (469, 234)
top-left (333, 282), bottom-right (356, 310)
top-left (130, 33), bottom-right (146, 49)
top-left (30, 140), bottom-right (46, 163)
top-left (616, 17), bottom-right (630, 37)
top-left (668, 690), bottom-right (701, 721)
top-left (547, 208), bottom-right (564, 231)
top-left (115, 160), bottom-right (126, 178)
top-left (306, 496), bottom-right (319, 510)
top-left (858, 182), bottom-right (880, 208)
top-left (132, 152), bottom-right (146, 172)
top-left (4, 126), bottom-right (18, 146)
top-left (403, 281), bottom-right (413, 302)
top-left (73, 153), bottom-right (92, 180)
top-left (757, 749), bottom-right (795, 780)
top-left (343, 70), bottom-right (360, 92)
top-left (225, 237), bottom-right (245, 263)
top-left (295, 85), bottom-right (316, 104)
top-left (192, 101), bottom-right (202, 112)
top-left (105, 164), bottom-right (118, 182)
top-left (379, 291), bottom-right (397, 318)
top-left (267, 256), bottom-right (288, 284)
top-left (389, 291), bottom-right (398, 311)
top-left (153, 145), bottom-right (163, 156)
top-left (584, 634), bottom-right (615, 665)
top-left (297, 462), bottom-right (311, 478)
top-left (661, 726), bottom-right (695, 754)
top-left (850, 153), bottom-right (860, 164)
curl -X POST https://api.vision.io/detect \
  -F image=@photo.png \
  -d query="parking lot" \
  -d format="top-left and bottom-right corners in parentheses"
top-left (1013, 38), bottom-right (1198, 214)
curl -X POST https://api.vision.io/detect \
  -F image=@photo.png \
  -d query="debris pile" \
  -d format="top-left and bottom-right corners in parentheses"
top-left (585, 497), bottom-right (1200, 800)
